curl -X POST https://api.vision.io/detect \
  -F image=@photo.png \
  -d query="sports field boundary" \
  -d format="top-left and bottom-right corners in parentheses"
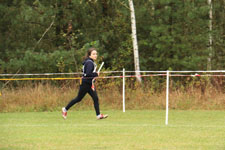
top-left (0, 70), bottom-right (224, 125)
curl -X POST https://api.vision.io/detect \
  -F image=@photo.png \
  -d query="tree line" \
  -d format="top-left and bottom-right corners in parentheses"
top-left (0, 0), bottom-right (224, 74)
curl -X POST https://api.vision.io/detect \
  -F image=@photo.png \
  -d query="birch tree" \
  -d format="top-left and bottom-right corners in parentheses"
top-left (207, 0), bottom-right (213, 70)
top-left (128, 0), bottom-right (141, 82)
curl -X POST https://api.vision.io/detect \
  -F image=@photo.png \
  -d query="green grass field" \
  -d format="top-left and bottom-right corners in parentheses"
top-left (0, 110), bottom-right (224, 150)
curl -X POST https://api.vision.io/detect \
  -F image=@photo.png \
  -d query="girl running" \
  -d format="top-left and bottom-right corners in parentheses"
top-left (62, 48), bottom-right (108, 120)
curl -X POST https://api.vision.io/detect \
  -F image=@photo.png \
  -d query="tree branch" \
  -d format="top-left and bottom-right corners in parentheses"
top-left (34, 16), bottom-right (55, 49)
top-left (117, 0), bottom-right (131, 10)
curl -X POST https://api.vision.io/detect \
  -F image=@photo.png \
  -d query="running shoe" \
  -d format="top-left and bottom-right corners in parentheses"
top-left (62, 107), bottom-right (67, 119)
top-left (97, 114), bottom-right (108, 120)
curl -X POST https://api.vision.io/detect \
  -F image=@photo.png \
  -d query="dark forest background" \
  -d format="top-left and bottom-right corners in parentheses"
top-left (0, 0), bottom-right (224, 74)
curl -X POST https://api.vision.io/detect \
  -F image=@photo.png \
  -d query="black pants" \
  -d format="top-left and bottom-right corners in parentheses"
top-left (65, 82), bottom-right (100, 116)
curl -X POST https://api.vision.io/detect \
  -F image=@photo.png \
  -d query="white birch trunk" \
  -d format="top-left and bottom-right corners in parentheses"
top-left (207, 0), bottom-right (213, 70)
top-left (128, 0), bottom-right (141, 82)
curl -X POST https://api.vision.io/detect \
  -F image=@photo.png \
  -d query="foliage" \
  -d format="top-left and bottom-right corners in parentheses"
top-left (1, 49), bottom-right (78, 73)
top-left (0, 0), bottom-right (224, 74)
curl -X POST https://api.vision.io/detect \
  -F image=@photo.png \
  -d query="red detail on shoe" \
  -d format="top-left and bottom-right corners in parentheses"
top-left (62, 110), bottom-right (67, 119)
top-left (97, 114), bottom-right (108, 120)
top-left (64, 112), bottom-right (67, 116)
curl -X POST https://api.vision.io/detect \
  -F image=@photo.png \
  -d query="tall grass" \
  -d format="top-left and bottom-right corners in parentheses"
top-left (0, 76), bottom-right (224, 112)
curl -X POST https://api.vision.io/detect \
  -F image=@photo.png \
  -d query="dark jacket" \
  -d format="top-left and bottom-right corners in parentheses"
top-left (82, 58), bottom-right (98, 85)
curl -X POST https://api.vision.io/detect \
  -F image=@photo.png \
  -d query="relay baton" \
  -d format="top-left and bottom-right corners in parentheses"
top-left (97, 62), bottom-right (104, 73)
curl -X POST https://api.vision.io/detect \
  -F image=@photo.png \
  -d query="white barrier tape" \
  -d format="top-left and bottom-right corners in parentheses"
top-left (0, 70), bottom-right (224, 76)
top-left (125, 70), bottom-right (225, 73)
top-left (171, 74), bottom-right (225, 77)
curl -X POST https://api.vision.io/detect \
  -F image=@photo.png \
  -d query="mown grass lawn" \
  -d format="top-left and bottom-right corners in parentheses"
top-left (0, 110), bottom-right (224, 150)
